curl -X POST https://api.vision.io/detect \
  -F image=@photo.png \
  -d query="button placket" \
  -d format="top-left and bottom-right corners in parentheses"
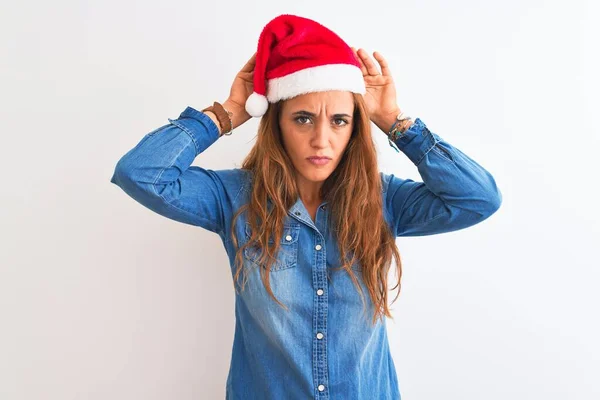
top-left (313, 237), bottom-right (328, 398)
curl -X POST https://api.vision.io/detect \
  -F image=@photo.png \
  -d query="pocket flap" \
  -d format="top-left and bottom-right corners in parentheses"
top-left (245, 222), bottom-right (300, 245)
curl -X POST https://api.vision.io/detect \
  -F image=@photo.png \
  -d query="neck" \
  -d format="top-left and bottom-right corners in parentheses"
top-left (296, 176), bottom-right (323, 206)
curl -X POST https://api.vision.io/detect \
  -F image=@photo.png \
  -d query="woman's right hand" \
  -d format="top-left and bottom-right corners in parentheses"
top-left (223, 52), bottom-right (257, 128)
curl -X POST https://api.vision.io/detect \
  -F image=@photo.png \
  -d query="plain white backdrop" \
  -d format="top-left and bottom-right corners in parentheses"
top-left (1, 0), bottom-right (598, 399)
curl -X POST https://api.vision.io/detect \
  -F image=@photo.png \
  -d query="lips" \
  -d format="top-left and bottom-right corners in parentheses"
top-left (307, 157), bottom-right (331, 166)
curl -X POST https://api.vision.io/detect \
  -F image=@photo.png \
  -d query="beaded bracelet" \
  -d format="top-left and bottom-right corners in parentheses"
top-left (386, 111), bottom-right (412, 153)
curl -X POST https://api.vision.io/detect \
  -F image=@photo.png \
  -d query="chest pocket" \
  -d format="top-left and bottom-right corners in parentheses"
top-left (243, 223), bottom-right (300, 271)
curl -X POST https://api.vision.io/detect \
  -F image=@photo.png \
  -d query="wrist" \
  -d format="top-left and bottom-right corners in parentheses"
top-left (372, 107), bottom-right (402, 133)
top-left (373, 108), bottom-right (414, 135)
top-left (201, 99), bottom-right (251, 137)
top-left (223, 98), bottom-right (251, 130)
top-left (203, 110), bottom-right (223, 135)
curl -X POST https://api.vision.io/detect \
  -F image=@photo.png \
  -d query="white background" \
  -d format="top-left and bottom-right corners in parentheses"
top-left (1, 0), bottom-right (598, 399)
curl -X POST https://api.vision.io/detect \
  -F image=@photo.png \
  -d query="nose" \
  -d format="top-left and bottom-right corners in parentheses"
top-left (311, 120), bottom-right (331, 148)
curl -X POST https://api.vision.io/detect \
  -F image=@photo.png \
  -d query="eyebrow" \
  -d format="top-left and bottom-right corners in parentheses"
top-left (291, 110), bottom-right (352, 118)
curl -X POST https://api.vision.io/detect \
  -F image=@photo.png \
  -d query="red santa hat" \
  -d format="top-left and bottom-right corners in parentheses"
top-left (245, 14), bottom-right (366, 118)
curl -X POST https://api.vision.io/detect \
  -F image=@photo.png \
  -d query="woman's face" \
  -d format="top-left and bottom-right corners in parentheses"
top-left (278, 91), bottom-right (355, 185)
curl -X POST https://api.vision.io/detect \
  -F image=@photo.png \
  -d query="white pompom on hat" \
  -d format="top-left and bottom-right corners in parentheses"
top-left (245, 14), bottom-right (366, 118)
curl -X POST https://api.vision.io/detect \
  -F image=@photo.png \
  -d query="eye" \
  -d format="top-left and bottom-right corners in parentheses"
top-left (295, 116), bottom-right (311, 125)
top-left (294, 116), bottom-right (349, 127)
top-left (334, 118), bottom-right (349, 126)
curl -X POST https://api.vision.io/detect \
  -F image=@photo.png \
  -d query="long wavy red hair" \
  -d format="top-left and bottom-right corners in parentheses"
top-left (229, 93), bottom-right (403, 326)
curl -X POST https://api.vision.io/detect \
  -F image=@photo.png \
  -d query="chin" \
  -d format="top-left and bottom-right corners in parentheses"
top-left (301, 169), bottom-right (333, 182)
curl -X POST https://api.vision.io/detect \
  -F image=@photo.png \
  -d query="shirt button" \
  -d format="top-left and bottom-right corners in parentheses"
top-left (316, 332), bottom-right (324, 339)
top-left (318, 384), bottom-right (325, 392)
top-left (285, 235), bottom-right (292, 241)
top-left (315, 244), bottom-right (322, 251)
top-left (316, 289), bottom-right (324, 296)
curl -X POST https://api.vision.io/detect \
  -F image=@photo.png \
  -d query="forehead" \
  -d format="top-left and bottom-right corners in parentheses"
top-left (281, 91), bottom-right (354, 112)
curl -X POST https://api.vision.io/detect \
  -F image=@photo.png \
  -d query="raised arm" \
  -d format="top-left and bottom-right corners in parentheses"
top-left (110, 105), bottom-right (245, 237)
top-left (350, 47), bottom-right (501, 237)
top-left (110, 53), bottom-right (256, 238)
top-left (383, 118), bottom-right (502, 236)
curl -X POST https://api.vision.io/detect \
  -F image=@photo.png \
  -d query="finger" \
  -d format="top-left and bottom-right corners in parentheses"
top-left (373, 51), bottom-right (392, 77)
top-left (351, 47), bottom-right (369, 76)
top-left (240, 52), bottom-right (257, 72)
top-left (359, 48), bottom-right (381, 76)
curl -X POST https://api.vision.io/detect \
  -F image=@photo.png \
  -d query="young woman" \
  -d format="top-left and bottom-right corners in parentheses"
top-left (110, 14), bottom-right (501, 400)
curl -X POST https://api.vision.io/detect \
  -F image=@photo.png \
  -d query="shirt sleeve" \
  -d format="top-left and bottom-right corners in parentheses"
top-left (384, 118), bottom-right (502, 237)
top-left (110, 106), bottom-right (242, 237)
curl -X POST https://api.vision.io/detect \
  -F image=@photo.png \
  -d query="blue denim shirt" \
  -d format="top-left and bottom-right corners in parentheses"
top-left (110, 106), bottom-right (502, 399)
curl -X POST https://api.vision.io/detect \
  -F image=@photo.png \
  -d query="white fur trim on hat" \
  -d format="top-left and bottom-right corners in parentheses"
top-left (266, 63), bottom-right (366, 103)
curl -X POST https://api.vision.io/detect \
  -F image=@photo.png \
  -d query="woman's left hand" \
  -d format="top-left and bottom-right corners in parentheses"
top-left (351, 47), bottom-right (402, 132)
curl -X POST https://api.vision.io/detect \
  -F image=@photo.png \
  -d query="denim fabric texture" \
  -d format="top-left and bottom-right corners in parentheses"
top-left (110, 106), bottom-right (502, 399)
